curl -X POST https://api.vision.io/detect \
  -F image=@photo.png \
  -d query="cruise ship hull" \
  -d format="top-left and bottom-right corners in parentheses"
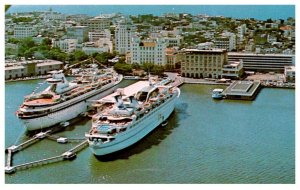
top-left (20, 80), bottom-right (122, 131)
top-left (88, 93), bottom-right (178, 156)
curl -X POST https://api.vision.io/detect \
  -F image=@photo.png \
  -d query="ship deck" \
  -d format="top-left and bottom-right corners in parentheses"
top-left (98, 81), bottom-right (150, 103)
top-left (24, 98), bottom-right (57, 106)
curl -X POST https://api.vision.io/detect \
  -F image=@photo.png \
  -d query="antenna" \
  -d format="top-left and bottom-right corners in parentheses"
top-left (148, 70), bottom-right (153, 86)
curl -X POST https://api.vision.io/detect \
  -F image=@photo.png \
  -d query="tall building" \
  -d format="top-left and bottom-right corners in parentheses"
top-left (214, 33), bottom-right (236, 51)
top-left (115, 19), bottom-right (136, 55)
top-left (14, 25), bottom-right (38, 39)
top-left (130, 37), bottom-right (167, 65)
top-left (237, 24), bottom-right (247, 42)
top-left (181, 49), bottom-right (228, 79)
top-left (80, 16), bottom-right (111, 31)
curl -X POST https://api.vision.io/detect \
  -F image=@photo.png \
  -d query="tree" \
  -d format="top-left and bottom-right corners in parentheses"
top-left (41, 38), bottom-right (52, 46)
top-left (142, 62), bottom-right (165, 76)
top-left (7, 38), bottom-right (19, 44)
top-left (72, 50), bottom-right (88, 61)
top-left (113, 63), bottom-right (132, 74)
top-left (12, 17), bottom-right (33, 23)
top-left (18, 37), bottom-right (36, 57)
top-left (48, 48), bottom-right (67, 62)
top-left (95, 52), bottom-right (116, 65)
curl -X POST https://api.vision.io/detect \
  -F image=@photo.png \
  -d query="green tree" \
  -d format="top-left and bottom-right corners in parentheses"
top-left (41, 38), bottom-right (52, 46)
top-left (7, 38), bottom-right (19, 44)
top-left (73, 50), bottom-right (88, 61)
top-left (12, 17), bottom-right (33, 23)
top-left (141, 62), bottom-right (165, 76)
top-left (113, 63), bottom-right (132, 74)
top-left (17, 37), bottom-right (36, 57)
top-left (95, 52), bottom-right (116, 64)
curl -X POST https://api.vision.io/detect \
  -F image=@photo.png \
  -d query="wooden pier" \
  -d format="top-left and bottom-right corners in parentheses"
top-left (5, 130), bottom-right (89, 174)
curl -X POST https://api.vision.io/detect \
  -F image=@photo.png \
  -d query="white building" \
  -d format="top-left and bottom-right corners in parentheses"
top-left (214, 32), bottom-right (236, 51)
top-left (115, 19), bottom-right (136, 54)
top-left (196, 42), bottom-right (215, 50)
top-left (88, 29), bottom-right (111, 42)
top-left (82, 38), bottom-right (113, 55)
top-left (130, 37), bottom-right (167, 65)
top-left (228, 52), bottom-right (295, 73)
top-left (222, 60), bottom-right (244, 79)
top-left (284, 66), bottom-right (295, 82)
top-left (52, 39), bottom-right (78, 53)
top-left (163, 35), bottom-right (183, 47)
top-left (41, 11), bottom-right (66, 21)
top-left (80, 16), bottom-right (111, 31)
top-left (14, 25), bottom-right (38, 39)
top-left (82, 42), bottom-right (110, 55)
top-left (237, 24), bottom-right (247, 42)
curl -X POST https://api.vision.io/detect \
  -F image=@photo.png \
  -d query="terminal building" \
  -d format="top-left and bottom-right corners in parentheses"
top-left (228, 53), bottom-right (295, 73)
top-left (180, 49), bottom-right (228, 79)
top-left (5, 60), bottom-right (63, 80)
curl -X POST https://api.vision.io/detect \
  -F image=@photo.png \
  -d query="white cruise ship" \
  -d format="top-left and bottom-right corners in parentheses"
top-left (85, 80), bottom-right (180, 156)
top-left (16, 69), bottom-right (123, 131)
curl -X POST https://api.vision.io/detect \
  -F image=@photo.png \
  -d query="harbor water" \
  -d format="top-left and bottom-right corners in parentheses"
top-left (5, 80), bottom-right (295, 183)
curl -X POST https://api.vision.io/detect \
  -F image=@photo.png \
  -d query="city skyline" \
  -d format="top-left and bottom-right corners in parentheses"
top-left (6, 5), bottom-right (295, 20)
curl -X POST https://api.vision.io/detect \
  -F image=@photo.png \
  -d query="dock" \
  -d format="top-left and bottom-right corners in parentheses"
top-left (222, 80), bottom-right (261, 100)
top-left (5, 130), bottom-right (89, 174)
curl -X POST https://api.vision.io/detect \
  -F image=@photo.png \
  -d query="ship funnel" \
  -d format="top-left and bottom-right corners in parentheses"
top-left (114, 95), bottom-right (125, 109)
top-left (128, 96), bottom-right (139, 108)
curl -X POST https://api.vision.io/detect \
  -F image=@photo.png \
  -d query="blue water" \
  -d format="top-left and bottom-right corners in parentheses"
top-left (6, 5), bottom-right (295, 20)
top-left (5, 80), bottom-right (295, 183)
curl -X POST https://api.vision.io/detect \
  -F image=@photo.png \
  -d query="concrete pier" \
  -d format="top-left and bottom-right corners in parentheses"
top-left (223, 80), bottom-right (261, 100)
top-left (5, 128), bottom-right (88, 174)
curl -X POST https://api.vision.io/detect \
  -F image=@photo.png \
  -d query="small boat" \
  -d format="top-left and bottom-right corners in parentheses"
top-left (60, 121), bottom-right (70, 128)
top-left (57, 137), bottom-right (68, 143)
top-left (212, 89), bottom-right (224, 99)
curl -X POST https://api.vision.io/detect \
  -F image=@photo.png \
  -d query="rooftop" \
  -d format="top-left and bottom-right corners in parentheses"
top-left (5, 60), bottom-right (63, 68)
top-left (285, 66), bottom-right (295, 72)
top-left (98, 81), bottom-right (150, 103)
top-left (223, 80), bottom-right (261, 97)
top-left (183, 48), bottom-right (227, 53)
top-left (140, 42), bottom-right (156, 47)
top-left (228, 52), bottom-right (295, 57)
